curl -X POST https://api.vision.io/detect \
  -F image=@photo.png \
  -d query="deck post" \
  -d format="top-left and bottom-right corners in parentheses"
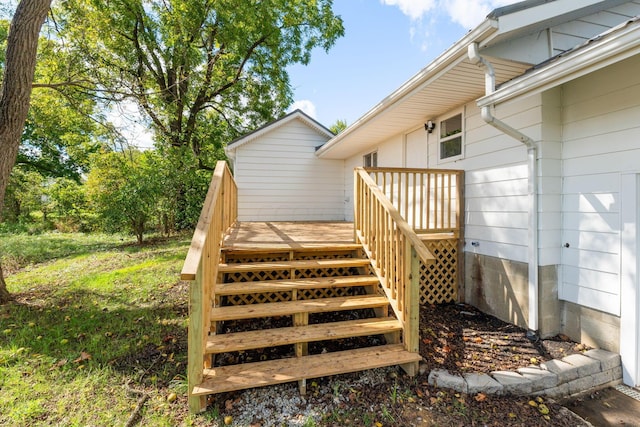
top-left (188, 259), bottom-right (207, 413)
top-left (401, 245), bottom-right (421, 376)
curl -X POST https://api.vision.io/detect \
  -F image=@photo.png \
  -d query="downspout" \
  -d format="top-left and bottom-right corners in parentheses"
top-left (468, 43), bottom-right (539, 338)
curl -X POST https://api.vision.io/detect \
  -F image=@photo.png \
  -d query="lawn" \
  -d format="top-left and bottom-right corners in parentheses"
top-left (0, 233), bottom-right (196, 426)
top-left (0, 232), bottom-right (584, 427)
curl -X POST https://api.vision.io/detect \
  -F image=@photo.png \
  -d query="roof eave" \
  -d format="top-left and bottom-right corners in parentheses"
top-left (225, 109), bottom-right (334, 154)
top-left (315, 18), bottom-right (499, 159)
top-left (477, 18), bottom-right (640, 108)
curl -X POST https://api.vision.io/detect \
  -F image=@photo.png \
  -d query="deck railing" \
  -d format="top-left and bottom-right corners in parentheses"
top-left (354, 168), bottom-right (435, 368)
top-left (366, 168), bottom-right (463, 235)
top-left (181, 161), bottom-right (237, 413)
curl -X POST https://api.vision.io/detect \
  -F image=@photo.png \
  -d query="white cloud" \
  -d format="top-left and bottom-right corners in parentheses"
top-left (382, 0), bottom-right (519, 29)
top-left (443, 0), bottom-right (518, 29)
top-left (380, 0), bottom-right (437, 21)
top-left (288, 100), bottom-right (317, 119)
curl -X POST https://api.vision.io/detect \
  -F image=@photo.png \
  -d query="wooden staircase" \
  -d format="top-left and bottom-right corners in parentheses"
top-left (182, 163), bottom-right (453, 413)
top-left (191, 243), bottom-right (421, 397)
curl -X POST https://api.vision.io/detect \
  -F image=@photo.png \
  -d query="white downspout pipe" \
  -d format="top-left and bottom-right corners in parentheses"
top-left (468, 43), bottom-right (539, 337)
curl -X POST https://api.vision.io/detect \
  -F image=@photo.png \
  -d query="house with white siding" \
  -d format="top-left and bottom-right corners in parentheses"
top-left (226, 0), bottom-right (640, 388)
top-left (225, 110), bottom-right (344, 221)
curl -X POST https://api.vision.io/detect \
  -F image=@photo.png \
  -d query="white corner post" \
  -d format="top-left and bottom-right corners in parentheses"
top-left (621, 173), bottom-right (640, 387)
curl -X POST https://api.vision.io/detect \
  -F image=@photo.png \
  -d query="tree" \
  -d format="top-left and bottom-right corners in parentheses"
top-left (1, 18), bottom-right (104, 182)
top-left (0, 0), bottom-right (52, 303)
top-left (57, 0), bottom-right (344, 169)
top-left (86, 149), bottom-right (163, 244)
top-left (329, 119), bottom-right (347, 134)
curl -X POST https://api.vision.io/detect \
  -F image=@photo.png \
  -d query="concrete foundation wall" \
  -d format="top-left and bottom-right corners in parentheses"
top-left (562, 302), bottom-right (621, 353)
top-left (464, 253), bottom-right (561, 337)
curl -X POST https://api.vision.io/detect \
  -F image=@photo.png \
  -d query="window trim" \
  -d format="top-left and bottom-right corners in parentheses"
top-left (438, 109), bottom-right (464, 163)
top-left (363, 151), bottom-right (378, 167)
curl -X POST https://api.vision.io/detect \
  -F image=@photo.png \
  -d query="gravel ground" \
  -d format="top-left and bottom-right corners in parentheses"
top-left (201, 303), bottom-right (590, 426)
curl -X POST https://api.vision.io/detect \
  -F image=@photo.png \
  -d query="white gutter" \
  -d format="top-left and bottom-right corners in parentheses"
top-left (468, 43), bottom-right (539, 336)
top-left (315, 18), bottom-right (499, 159)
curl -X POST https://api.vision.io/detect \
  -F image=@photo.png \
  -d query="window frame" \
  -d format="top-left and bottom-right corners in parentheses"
top-left (363, 151), bottom-right (378, 167)
top-left (438, 110), bottom-right (464, 163)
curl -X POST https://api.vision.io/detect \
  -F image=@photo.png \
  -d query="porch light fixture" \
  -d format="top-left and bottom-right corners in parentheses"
top-left (424, 120), bottom-right (435, 133)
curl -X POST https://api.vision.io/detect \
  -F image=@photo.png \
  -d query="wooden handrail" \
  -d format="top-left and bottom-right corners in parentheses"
top-left (354, 168), bottom-right (435, 364)
top-left (181, 161), bottom-right (237, 280)
top-left (181, 160), bottom-right (237, 413)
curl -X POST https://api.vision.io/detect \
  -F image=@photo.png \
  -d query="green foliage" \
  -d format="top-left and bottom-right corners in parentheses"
top-left (0, 234), bottom-right (192, 426)
top-left (86, 149), bottom-right (164, 243)
top-left (2, 166), bottom-right (47, 224)
top-left (329, 119), bottom-right (347, 134)
top-left (154, 146), bottom-right (213, 232)
top-left (56, 0), bottom-right (344, 169)
top-left (0, 19), bottom-right (103, 182)
top-left (48, 178), bottom-right (96, 232)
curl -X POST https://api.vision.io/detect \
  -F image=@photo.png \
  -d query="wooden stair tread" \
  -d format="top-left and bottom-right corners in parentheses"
top-left (215, 275), bottom-right (379, 295)
top-left (218, 258), bottom-right (370, 273)
top-left (210, 295), bottom-right (389, 321)
top-left (206, 317), bottom-right (402, 354)
top-left (222, 243), bottom-right (363, 253)
top-left (192, 344), bottom-right (421, 395)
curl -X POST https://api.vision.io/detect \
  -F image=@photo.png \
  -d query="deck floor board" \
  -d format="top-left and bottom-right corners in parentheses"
top-left (223, 221), bottom-right (355, 250)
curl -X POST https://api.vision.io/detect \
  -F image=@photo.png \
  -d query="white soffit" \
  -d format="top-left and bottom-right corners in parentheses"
top-left (316, 55), bottom-right (529, 160)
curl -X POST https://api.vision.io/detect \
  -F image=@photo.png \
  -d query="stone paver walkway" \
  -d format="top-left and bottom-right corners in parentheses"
top-left (427, 349), bottom-right (622, 398)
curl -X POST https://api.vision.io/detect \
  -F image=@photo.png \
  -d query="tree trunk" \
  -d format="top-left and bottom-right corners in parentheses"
top-left (0, 0), bottom-right (52, 304)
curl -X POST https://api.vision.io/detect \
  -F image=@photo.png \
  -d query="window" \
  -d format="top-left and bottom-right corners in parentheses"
top-left (439, 113), bottom-right (463, 160)
top-left (363, 151), bottom-right (377, 167)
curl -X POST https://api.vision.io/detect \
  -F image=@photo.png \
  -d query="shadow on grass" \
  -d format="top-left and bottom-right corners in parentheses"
top-left (0, 233), bottom-right (191, 273)
top-left (1, 284), bottom-right (188, 389)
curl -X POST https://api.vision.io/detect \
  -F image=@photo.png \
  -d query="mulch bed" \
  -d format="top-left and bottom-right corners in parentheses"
top-left (419, 302), bottom-right (589, 375)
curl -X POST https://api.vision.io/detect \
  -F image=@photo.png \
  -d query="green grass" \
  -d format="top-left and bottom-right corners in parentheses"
top-left (0, 232), bottom-right (202, 426)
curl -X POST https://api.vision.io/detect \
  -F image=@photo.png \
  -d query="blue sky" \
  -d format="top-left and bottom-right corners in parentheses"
top-left (287, 0), bottom-right (519, 127)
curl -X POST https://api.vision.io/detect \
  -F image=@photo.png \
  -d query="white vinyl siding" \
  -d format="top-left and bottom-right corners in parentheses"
top-left (234, 120), bottom-right (345, 221)
top-left (560, 54), bottom-right (640, 315)
top-left (441, 99), bottom-right (539, 264)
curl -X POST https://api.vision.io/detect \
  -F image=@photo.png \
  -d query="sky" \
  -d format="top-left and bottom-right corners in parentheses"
top-left (287, 0), bottom-right (520, 127)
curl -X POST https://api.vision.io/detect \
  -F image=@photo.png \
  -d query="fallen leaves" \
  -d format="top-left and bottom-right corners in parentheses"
top-left (74, 351), bottom-right (92, 363)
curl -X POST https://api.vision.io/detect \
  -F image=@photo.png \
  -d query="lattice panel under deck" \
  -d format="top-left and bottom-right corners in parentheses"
top-left (294, 267), bottom-right (360, 279)
top-left (222, 286), bottom-right (367, 305)
top-left (419, 239), bottom-right (458, 304)
top-left (223, 270), bottom-right (291, 283)
top-left (224, 292), bottom-right (291, 305)
top-left (224, 254), bottom-right (289, 264)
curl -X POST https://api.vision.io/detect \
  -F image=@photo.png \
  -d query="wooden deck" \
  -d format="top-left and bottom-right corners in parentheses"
top-left (223, 221), bottom-right (356, 250)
